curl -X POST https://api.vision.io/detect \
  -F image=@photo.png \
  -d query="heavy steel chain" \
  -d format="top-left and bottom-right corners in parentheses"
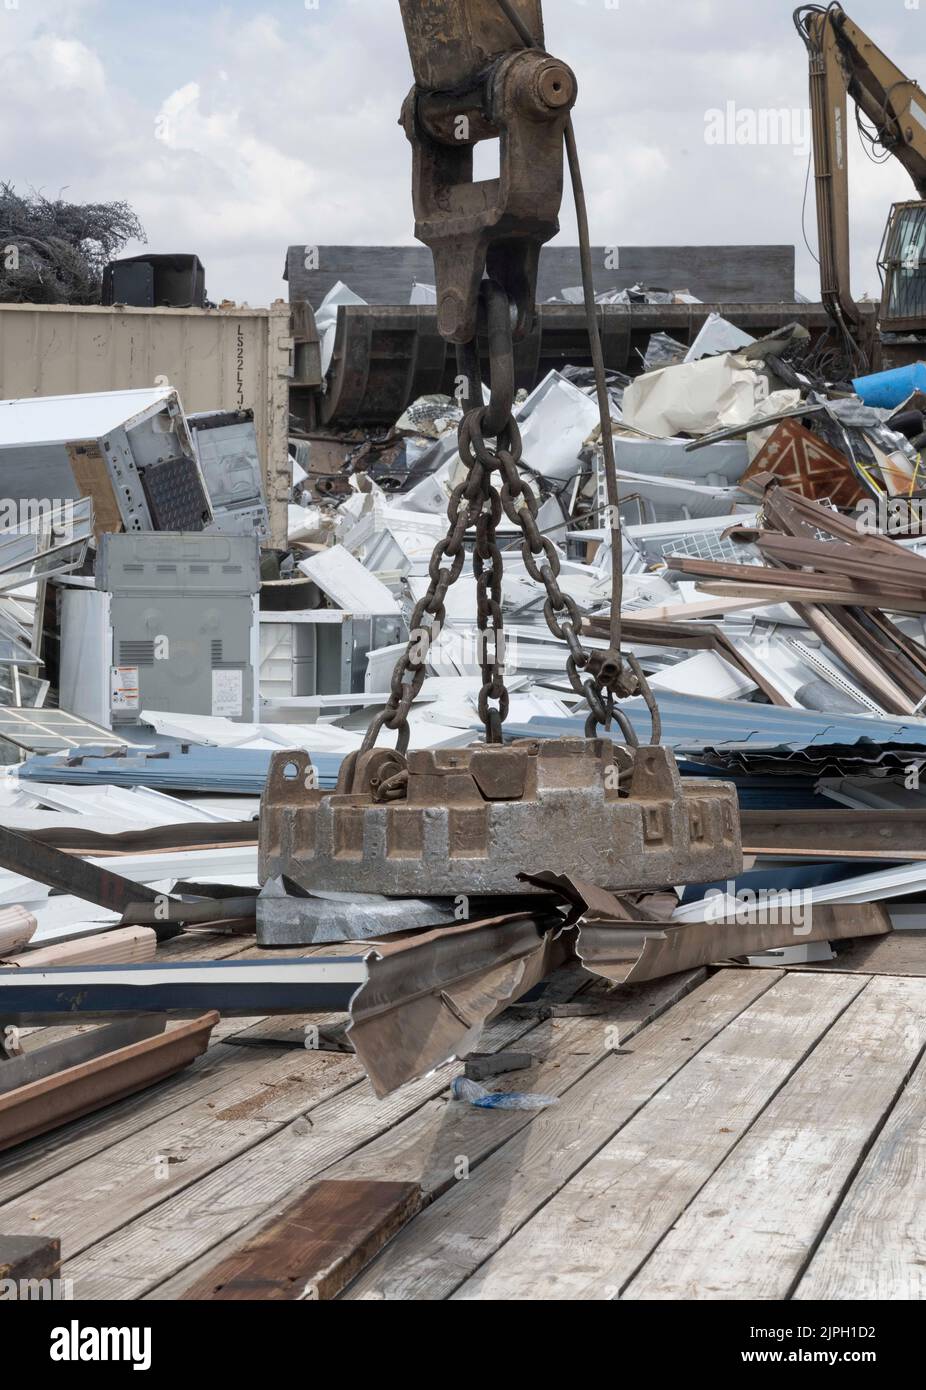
top-left (361, 279), bottom-right (651, 761)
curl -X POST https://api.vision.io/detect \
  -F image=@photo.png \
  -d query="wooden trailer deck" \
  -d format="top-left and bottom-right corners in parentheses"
top-left (2, 930), bottom-right (924, 1301)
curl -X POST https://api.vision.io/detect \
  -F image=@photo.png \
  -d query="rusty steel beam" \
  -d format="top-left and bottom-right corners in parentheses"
top-left (346, 867), bottom-right (892, 1094)
top-left (762, 483), bottom-right (906, 551)
top-left (0, 1014), bottom-right (217, 1153)
top-left (0, 823), bottom-right (163, 918)
top-left (757, 532), bottom-right (926, 589)
top-left (522, 873), bottom-right (891, 986)
top-left (695, 579), bottom-right (926, 615)
top-left (668, 553), bottom-right (925, 602)
top-left (835, 608), bottom-right (926, 703)
top-left (742, 809), bottom-right (926, 859)
top-left (30, 821), bottom-right (259, 856)
top-left (0, 1016), bottom-right (166, 1092)
top-left (0, 824), bottom-right (256, 936)
top-left (573, 905), bottom-right (890, 984)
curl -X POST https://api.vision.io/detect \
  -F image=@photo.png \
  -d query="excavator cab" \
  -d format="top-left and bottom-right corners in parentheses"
top-left (878, 200), bottom-right (926, 361)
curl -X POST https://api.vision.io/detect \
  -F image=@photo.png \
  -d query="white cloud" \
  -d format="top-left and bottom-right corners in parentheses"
top-left (24, 34), bottom-right (104, 90)
top-left (0, 0), bottom-right (922, 305)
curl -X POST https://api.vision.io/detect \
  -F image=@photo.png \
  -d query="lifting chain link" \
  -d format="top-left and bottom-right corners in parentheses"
top-left (360, 279), bottom-right (651, 765)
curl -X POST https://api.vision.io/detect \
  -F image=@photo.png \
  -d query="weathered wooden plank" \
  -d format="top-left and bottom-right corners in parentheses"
top-left (0, 1046), bottom-right (254, 1205)
top-left (0, 1011), bottom-right (346, 1205)
top-left (0, 1044), bottom-right (362, 1260)
top-left (0, 951), bottom-right (587, 1280)
top-left (82, 972), bottom-right (702, 1299)
top-left (155, 932), bottom-right (258, 963)
top-left (446, 971), bottom-right (863, 1301)
top-left (342, 971), bottom-right (779, 1298)
top-left (152, 971), bottom-right (707, 1300)
top-left (622, 974), bottom-right (926, 1300)
top-left (184, 1180), bottom-right (421, 1301)
top-left (794, 1048), bottom-right (926, 1301)
top-left (332, 968), bottom-right (709, 1195)
top-left (0, 1232), bottom-right (60, 1285)
top-left (788, 931), bottom-right (926, 977)
top-left (70, 1010), bottom-right (543, 1300)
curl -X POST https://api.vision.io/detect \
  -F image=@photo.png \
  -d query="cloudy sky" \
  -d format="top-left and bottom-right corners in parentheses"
top-left (2, 0), bottom-right (924, 306)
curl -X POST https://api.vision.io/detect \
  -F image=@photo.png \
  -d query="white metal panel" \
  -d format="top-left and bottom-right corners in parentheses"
top-left (648, 650), bottom-right (758, 701)
top-left (0, 388), bottom-right (173, 446)
top-left (0, 845), bottom-right (260, 907)
top-left (675, 861), bottom-right (926, 922)
top-left (298, 545), bottom-right (400, 614)
top-left (513, 371), bottom-right (602, 482)
top-left (13, 782), bottom-right (232, 825)
top-left (58, 588), bottom-right (111, 726)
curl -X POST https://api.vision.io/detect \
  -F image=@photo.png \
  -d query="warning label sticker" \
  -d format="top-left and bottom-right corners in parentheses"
top-left (212, 668), bottom-right (243, 718)
top-left (110, 666), bottom-right (140, 711)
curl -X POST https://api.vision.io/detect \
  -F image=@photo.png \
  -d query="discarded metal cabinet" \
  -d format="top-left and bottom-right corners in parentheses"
top-left (189, 408), bottom-right (271, 541)
top-left (0, 302), bottom-right (293, 546)
top-left (0, 387), bottom-right (212, 539)
top-left (60, 532), bottom-right (260, 727)
top-left (259, 611), bottom-right (405, 702)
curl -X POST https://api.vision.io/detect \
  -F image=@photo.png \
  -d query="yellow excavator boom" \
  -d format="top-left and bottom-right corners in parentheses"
top-left (796, 3), bottom-right (926, 369)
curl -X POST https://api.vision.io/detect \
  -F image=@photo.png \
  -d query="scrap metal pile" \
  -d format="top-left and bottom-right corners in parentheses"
top-left (2, 319), bottom-right (926, 1105)
top-left (3, 0), bottom-right (926, 1120)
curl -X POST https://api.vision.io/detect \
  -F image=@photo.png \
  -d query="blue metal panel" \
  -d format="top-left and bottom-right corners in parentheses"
top-left (678, 763), bottom-right (837, 809)
top-left (502, 692), bottom-right (926, 756)
top-left (0, 957), bottom-right (367, 1020)
top-left (18, 747), bottom-right (345, 794)
top-left (679, 859), bottom-right (902, 904)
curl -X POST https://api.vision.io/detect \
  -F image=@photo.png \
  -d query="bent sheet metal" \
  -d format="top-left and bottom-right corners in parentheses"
top-left (523, 872), bottom-right (891, 985)
top-left (347, 877), bottom-right (891, 1094)
top-left (348, 911), bottom-right (565, 1097)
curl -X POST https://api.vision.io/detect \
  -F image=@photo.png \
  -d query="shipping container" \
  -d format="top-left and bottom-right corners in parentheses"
top-left (0, 301), bottom-right (293, 546)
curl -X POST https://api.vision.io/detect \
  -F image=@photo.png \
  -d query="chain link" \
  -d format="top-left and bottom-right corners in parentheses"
top-left (361, 280), bottom-right (634, 753)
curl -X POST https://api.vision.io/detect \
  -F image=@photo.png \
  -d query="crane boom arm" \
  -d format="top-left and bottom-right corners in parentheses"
top-left (796, 4), bottom-right (926, 349)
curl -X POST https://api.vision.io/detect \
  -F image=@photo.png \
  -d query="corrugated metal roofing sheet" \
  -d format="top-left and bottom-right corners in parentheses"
top-left (502, 692), bottom-right (926, 755)
top-left (23, 694), bottom-right (926, 793)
